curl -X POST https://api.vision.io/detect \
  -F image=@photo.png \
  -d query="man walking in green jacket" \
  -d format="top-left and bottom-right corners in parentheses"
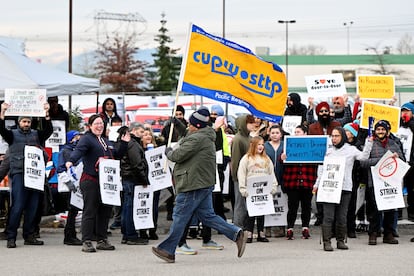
top-left (152, 108), bottom-right (247, 263)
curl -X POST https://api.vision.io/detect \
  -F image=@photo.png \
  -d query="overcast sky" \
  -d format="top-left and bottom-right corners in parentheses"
top-left (1, 0), bottom-right (414, 65)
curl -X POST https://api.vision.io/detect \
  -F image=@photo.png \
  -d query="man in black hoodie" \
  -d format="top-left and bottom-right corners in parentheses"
top-left (284, 93), bottom-right (308, 125)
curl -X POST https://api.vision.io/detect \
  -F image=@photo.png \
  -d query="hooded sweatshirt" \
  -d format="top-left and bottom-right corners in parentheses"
top-left (231, 115), bottom-right (251, 181)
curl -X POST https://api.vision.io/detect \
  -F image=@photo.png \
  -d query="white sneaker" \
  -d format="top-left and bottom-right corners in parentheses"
top-left (176, 244), bottom-right (198, 255)
top-left (202, 240), bottom-right (224, 250)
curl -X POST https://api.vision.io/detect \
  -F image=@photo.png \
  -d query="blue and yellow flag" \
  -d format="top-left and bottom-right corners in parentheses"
top-left (177, 24), bottom-right (288, 122)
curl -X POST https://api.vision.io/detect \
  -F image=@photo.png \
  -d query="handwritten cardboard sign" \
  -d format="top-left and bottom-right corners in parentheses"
top-left (357, 75), bottom-right (395, 99)
top-left (360, 101), bottom-right (400, 134)
top-left (4, 89), bottom-right (47, 117)
top-left (283, 135), bottom-right (328, 163)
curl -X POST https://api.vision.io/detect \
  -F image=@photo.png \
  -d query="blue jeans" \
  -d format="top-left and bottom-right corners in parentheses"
top-left (157, 186), bottom-right (241, 255)
top-left (7, 173), bottom-right (41, 240)
top-left (121, 179), bottom-right (139, 240)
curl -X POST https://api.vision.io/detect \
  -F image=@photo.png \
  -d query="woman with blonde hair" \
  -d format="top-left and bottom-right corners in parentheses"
top-left (238, 136), bottom-right (278, 243)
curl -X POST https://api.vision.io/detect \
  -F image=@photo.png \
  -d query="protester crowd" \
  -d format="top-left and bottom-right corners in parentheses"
top-left (1, 94), bottom-right (414, 262)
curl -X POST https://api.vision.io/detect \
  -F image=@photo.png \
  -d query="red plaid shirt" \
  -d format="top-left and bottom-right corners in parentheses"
top-left (282, 163), bottom-right (317, 190)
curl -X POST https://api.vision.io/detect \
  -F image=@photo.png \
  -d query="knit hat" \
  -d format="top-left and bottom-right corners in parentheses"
top-left (401, 102), bottom-right (414, 113)
top-left (176, 105), bottom-right (185, 115)
top-left (315, 101), bottom-right (330, 114)
top-left (374, 120), bottom-right (391, 132)
top-left (189, 108), bottom-right (210, 128)
top-left (211, 104), bottom-right (224, 116)
top-left (343, 120), bottom-right (359, 137)
top-left (66, 130), bottom-right (80, 143)
top-left (18, 116), bottom-right (32, 123)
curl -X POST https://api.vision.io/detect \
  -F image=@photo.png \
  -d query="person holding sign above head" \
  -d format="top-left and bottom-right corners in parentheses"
top-left (152, 108), bottom-right (248, 263)
top-left (359, 120), bottom-right (404, 246)
top-left (65, 114), bottom-right (130, 253)
top-left (313, 126), bottom-right (373, 251)
top-left (238, 136), bottom-right (278, 243)
top-left (331, 95), bottom-right (352, 126)
top-left (0, 101), bottom-right (53, 249)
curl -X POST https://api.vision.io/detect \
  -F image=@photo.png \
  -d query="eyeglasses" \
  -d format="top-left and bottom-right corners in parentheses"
top-left (319, 109), bottom-right (329, 114)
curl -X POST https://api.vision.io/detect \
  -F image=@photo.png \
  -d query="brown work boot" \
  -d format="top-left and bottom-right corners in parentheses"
top-left (152, 247), bottom-right (175, 263)
top-left (383, 233), bottom-right (398, 244)
top-left (236, 230), bottom-right (248, 258)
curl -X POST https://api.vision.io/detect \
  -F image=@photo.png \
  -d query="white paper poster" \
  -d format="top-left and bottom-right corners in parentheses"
top-left (305, 73), bottom-right (346, 98)
top-left (69, 162), bottom-right (84, 210)
top-left (264, 186), bottom-right (288, 226)
top-left (108, 125), bottom-right (121, 142)
top-left (213, 167), bottom-right (221, 192)
top-left (246, 175), bottom-right (275, 217)
top-left (373, 150), bottom-right (410, 184)
top-left (396, 127), bottom-right (413, 163)
top-left (371, 167), bottom-right (405, 211)
top-left (133, 185), bottom-right (154, 230)
top-left (282, 115), bottom-right (302, 135)
top-left (4, 88), bottom-right (47, 117)
top-left (222, 163), bottom-right (230, 195)
top-left (45, 120), bottom-right (66, 147)
top-left (316, 157), bottom-right (346, 204)
top-left (98, 159), bottom-right (121, 206)
top-left (371, 151), bottom-right (409, 211)
top-left (145, 146), bottom-right (173, 191)
top-left (24, 146), bottom-right (45, 191)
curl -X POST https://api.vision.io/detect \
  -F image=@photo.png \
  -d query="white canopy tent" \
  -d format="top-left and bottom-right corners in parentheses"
top-left (0, 42), bottom-right (100, 98)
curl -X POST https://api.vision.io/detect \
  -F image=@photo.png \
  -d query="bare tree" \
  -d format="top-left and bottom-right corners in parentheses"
top-left (396, 33), bottom-right (414, 54)
top-left (289, 44), bottom-right (326, 55)
top-left (365, 45), bottom-right (404, 75)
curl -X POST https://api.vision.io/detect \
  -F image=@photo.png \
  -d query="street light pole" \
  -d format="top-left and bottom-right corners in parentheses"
top-left (68, 0), bottom-right (73, 112)
top-left (278, 20), bottom-right (296, 82)
top-left (343, 21), bottom-right (353, 55)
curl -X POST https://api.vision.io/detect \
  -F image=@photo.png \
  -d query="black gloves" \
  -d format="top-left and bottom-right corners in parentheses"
top-left (165, 147), bottom-right (173, 155)
top-left (65, 181), bottom-right (77, 193)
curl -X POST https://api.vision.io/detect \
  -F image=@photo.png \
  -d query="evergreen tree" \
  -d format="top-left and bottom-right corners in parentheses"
top-left (95, 34), bottom-right (147, 92)
top-left (147, 13), bottom-right (181, 92)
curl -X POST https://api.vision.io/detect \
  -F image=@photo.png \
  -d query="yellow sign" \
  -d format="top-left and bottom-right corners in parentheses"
top-left (177, 24), bottom-right (288, 122)
top-left (360, 101), bottom-right (400, 134)
top-left (357, 75), bottom-right (395, 99)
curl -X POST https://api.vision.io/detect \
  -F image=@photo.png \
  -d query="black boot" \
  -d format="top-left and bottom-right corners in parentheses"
top-left (64, 228), bottom-right (82, 246)
top-left (64, 234), bottom-right (82, 246)
top-left (322, 225), bottom-right (333, 251)
top-left (336, 225), bottom-right (348, 250)
top-left (24, 234), bottom-right (44, 246)
top-left (149, 228), bottom-right (159, 240)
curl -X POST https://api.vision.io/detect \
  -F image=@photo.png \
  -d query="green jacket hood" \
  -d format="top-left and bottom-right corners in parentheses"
top-left (235, 115), bottom-right (249, 137)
